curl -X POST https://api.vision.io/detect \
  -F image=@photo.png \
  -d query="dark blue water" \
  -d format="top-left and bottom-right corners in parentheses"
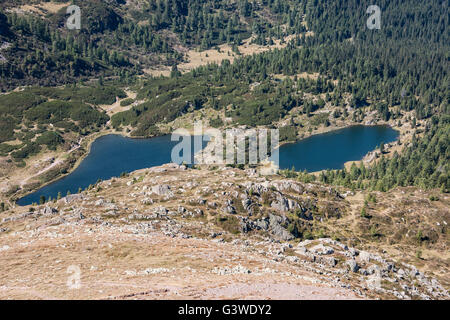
top-left (277, 125), bottom-right (399, 171)
top-left (17, 134), bottom-right (207, 206)
top-left (17, 125), bottom-right (398, 206)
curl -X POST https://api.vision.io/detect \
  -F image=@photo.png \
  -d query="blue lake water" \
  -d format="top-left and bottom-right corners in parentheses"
top-left (277, 125), bottom-right (399, 171)
top-left (17, 134), bottom-right (206, 206)
top-left (17, 125), bottom-right (398, 206)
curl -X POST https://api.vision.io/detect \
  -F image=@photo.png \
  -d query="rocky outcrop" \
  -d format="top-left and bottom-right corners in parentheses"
top-left (270, 193), bottom-right (299, 212)
top-left (41, 206), bottom-right (58, 215)
top-left (347, 259), bottom-right (360, 273)
top-left (3, 164), bottom-right (447, 300)
top-left (241, 197), bottom-right (254, 215)
top-left (236, 213), bottom-right (294, 240)
top-left (64, 194), bottom-right (85, 204)
top-left (222, 199), bottom-right (236, 214)
top-left (310, 243), bottom-right (334, 255)
top-left (268, 214), bottom-right (294, 241)
top-left (293, 238), bottom-right (449, 299)
top-left (151, 185), bottom-right (173, 197)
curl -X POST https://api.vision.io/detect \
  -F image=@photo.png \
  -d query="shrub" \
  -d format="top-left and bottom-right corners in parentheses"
top-left (279, 126), bottom-right (297, 142)
top-left (215, 215), bottom-right (241, 234)
top-left (36, 131), bottom-right (64, 150)
top-left (210, 116), bottom-right (224, 128)
top-left (12, 143), bottom-right (41, 160)
top-left (120, 98), bottom-right (134, 107)
top-left (0, 143), bottom-right (20, 156)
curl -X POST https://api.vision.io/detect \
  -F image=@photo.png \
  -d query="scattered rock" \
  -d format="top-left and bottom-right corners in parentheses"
top-left (212, 265), bottom-right (251, 275)
top-left (151, 185), bottom-right (173, 197)
top-left (41, 206), bottom-right (58, 215)
top-left (347, 259), bottom-right (360, 273)
top-left (64, 194), bottom-right (85, 204)
top-left (310, 244), bottom-right (334, 255)
top-left (268, 214), bottom-right (294, 241)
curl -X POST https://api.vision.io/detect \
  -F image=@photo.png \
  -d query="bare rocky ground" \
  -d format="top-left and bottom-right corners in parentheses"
top-left (0, 164), bottom-right (448, 300)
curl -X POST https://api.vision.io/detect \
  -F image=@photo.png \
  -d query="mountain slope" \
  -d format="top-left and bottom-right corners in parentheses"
top-left (0, 164), bottom-right (448, 299)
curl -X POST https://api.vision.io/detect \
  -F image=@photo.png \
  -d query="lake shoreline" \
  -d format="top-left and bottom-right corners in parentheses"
top-left (11, 129), bottom-right (160, 205)
top-left (14, 121), bottom-right (403, 206)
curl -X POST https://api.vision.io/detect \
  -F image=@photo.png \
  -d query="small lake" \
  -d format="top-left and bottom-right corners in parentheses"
top-left (277, 125), bottom-right (399, 171)
top-left (17, 134), bottom-right (206, 206)
top-left (17, 125), bottom-right (398, 206)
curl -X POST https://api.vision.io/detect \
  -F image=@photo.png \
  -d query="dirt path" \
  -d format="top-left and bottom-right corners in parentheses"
top-left (20, 137), bottom-right (84, 187)
top-left (20, 159), bottom-right (63, 187)
top-left (99, 90), bottom-right (137, 117)
top-left (346, 192), bottom-right (365, 231)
